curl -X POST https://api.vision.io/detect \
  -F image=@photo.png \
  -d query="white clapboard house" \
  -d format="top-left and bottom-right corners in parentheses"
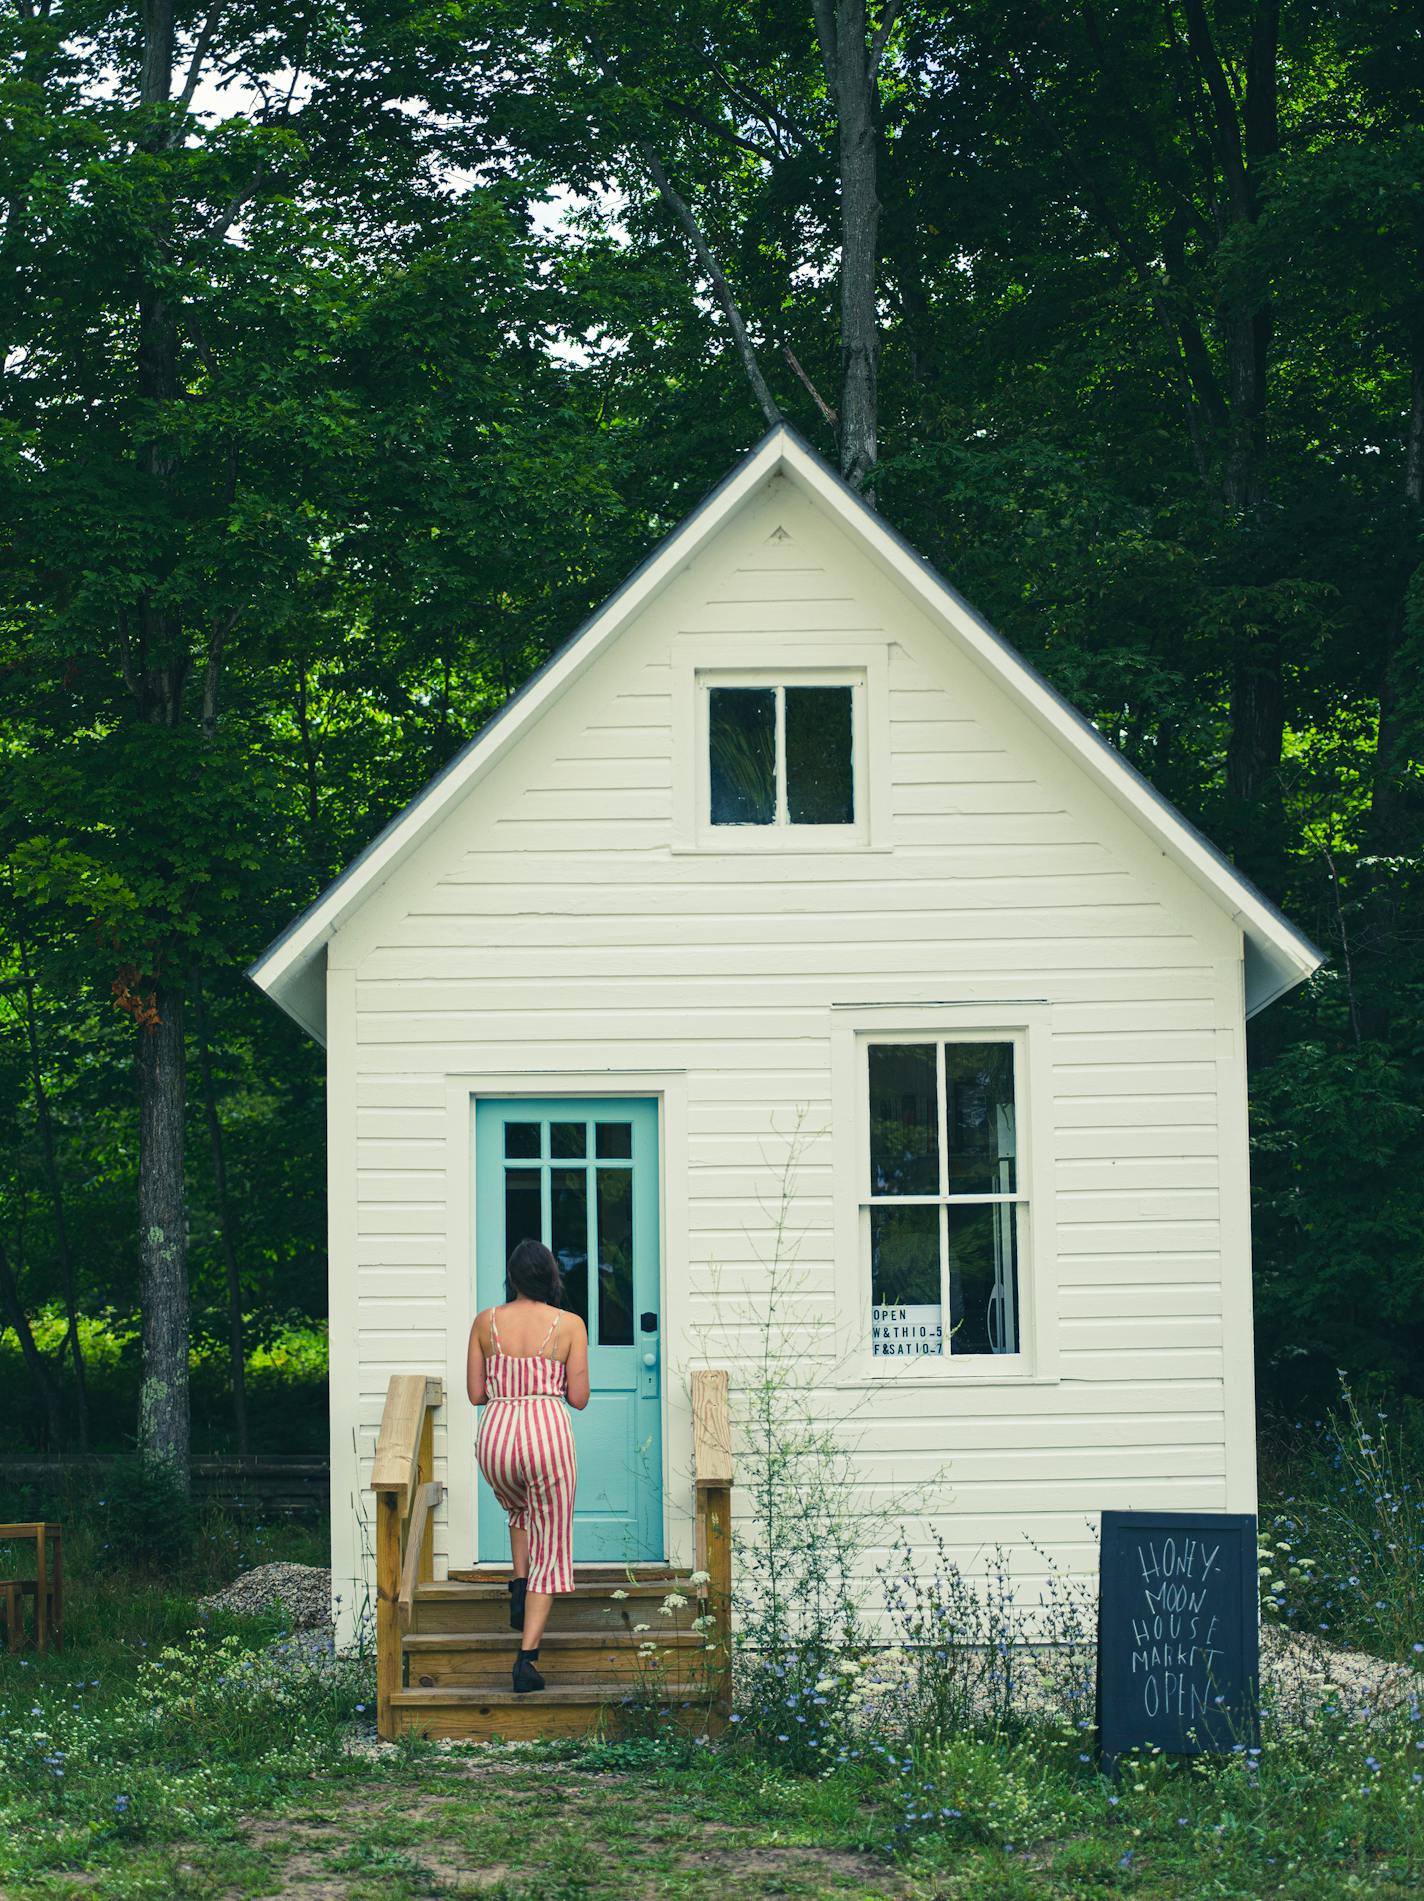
top-left (250, 425), bottom-right (1324, 1659)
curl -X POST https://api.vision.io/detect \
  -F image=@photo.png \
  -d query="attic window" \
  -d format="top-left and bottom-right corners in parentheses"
top-left (706, 680), bottom-right (857, 828)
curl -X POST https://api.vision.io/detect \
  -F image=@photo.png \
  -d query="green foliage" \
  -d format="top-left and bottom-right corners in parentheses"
top-left (88, 1458), bottom-right (197, 1574)
top-left (1257, 1373), bottom-right (1424, 1661)
top-left (1, 0), bottom-right (1422, 1452)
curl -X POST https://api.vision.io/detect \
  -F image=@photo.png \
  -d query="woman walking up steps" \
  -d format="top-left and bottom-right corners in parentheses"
top-left (467, 1240), bottom-right (590, 1692)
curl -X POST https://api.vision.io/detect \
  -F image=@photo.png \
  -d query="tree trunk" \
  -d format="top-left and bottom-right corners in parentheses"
top-left (0, 1232), bottom-right (67, 1450)
top-left (817, 0), bottom-right (883, 495)
top-left (1371, 345), bottom-right (1424, 846)
top-left (192, 971), bottom-right (248, 1454)
top-left (18, 971), bottom-right (90, 1449)
top-left (136, 980), bottom-right (190, 1487)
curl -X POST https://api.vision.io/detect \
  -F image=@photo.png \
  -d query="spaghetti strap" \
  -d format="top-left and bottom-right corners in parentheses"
top-left (488, 1305), bottom-right (503, 1353)
top-left (538, 1310), bottom-right (559, 1356)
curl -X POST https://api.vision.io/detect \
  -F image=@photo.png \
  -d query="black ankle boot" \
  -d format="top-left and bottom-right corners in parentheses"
top-left (507, 1577), bottom-right (527, 1631)
top-left (512, 1647), bottom-right (544, 1694)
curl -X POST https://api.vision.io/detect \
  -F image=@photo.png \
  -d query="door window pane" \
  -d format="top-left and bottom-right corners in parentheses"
top-left (948, 1203), bottom-right (1019, 1354)
top-left (595, 1168), bottom-right (635, 1346)
top-left (504, 1122), bottom-right (540, 1159)
top-left (945, 1044), bottom-right (1016, 1194)
top-left (595, 1121), bottom-right (632, 1159)
top-left (870, 1204), bottom-right (943, 1356)
top-left (709, 687), bottom-right (776, 825)
top-left (551, 1121), bottom-right (587, 1158)
top-left (786, 686), bottom-right (854, 824)
top-left (503, 1169), bottom-right (541, 1274)
top-left (550, 1167), bottom-right (590, 1325)
top-left (868, 1043), bottom-right (940, 1194)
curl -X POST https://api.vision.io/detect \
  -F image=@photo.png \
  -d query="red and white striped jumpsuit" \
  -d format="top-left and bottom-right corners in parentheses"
top-left (475, 1307), bottom-right (577, 1595)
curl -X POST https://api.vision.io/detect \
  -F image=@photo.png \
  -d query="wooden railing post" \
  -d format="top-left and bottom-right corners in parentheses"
top-left (692, 1369), bottom-right (734, 1720)
top-left (374, 1490), bottom-right (402, 1739)
top-left (369, 1374), bottom-right (444, 1741)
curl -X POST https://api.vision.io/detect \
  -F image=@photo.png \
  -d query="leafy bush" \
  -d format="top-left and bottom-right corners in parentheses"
top-left (1258, 1371), bottom-right (1424, 1660)
top-left (90, 1458), bottom-right (197, 1574)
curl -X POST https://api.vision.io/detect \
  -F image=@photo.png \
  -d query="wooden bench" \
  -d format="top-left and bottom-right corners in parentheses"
top-left (0, 1522), bottom-right (63, 1652)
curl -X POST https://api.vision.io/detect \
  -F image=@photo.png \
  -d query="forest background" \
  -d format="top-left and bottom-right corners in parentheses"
top-left (1, 0), bottom-right (1420, 1465)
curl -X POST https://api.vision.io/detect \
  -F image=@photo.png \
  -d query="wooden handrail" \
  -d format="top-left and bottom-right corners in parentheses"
top-left (398, 1480), bottom-right (443, 1632)
top-left (370, 1374), bottom-right (444, 1514)
top-left (691, 1369), bottom-right (734, 1719)
top-left (370, 1374), bottom-right (443, 1738)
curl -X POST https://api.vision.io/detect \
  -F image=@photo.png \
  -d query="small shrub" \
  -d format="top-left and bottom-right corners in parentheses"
top-left (1258, 1370), bottom-right (1424, 1659)
top-left (91, 1458), bottom-right (196, 1573)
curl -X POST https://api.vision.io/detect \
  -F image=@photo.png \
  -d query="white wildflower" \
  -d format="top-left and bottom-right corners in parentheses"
top-left (688, 1570), bottom-right (711, 1587)
top-left (610, 1589), bottom-right (629, 1600)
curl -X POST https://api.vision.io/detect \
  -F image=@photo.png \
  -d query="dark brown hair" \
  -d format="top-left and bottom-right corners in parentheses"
top-left (505, 1237), bottom-right (563, 1306)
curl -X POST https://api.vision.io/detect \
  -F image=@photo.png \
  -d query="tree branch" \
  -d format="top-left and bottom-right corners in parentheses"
top-left (1182, 0), bottom-right (1251, 221)
top-left (637, 140), bottom-right (782, 428)
top-left (869, 0), bottom-right (900, 70)
top-left (175, 0), bottom-right (224, 116)
top-left (783, 343), bottom-right (838, 428)
top-left (587, 35), bottom-right (782, 429)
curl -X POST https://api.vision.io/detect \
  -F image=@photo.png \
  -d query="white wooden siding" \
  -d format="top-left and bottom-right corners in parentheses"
top-left (323, 474), bottom-right (1255, 1647)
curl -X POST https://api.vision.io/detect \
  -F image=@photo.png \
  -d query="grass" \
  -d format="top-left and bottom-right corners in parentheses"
top-left (0, 1378), bottom-right (1422, 1899)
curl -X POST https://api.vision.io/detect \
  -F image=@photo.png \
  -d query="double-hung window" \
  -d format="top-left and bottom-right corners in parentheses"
top-left (864, 1037), bottom-right (1024, 1359)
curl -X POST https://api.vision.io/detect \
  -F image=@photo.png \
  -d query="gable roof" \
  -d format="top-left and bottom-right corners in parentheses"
top-left (248, 423), bottom-right (1325, 1041)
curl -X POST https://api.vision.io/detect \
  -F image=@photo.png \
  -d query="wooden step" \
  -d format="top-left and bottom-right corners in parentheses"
top-left (403, 1628), bottom-right (711, 1690)
top-left (389, 1683), bottom-right (723, 1742)
top-left (410, 1577), bottom-right (705, 1635)
top-left (446, 1565), bottom-right (691, 1584)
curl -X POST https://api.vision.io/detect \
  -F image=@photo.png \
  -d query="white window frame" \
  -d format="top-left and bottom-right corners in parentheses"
top-left (830, 1003), bottom-right (1059, 1385)
top-left (671, 639), bottom-right (890, 851)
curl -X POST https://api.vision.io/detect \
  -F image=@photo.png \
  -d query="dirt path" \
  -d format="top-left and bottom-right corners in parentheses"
top-left (220, 1755), bottom-right (904, 1901)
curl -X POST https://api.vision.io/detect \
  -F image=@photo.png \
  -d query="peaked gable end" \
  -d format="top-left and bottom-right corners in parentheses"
top-left (249, 427), bottom-right (1324, 1040)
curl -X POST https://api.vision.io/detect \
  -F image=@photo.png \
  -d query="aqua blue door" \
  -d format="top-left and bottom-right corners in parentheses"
top-left (475, 1097), bottom-right (663, 1564)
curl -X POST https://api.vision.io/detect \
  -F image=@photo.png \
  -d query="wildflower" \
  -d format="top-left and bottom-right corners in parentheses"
top-left (687, 1570), bottom-right (710, 1587)
top-left (610, 1589), bottom-right (629, 1600)
top-left (660, 1591), bottom-right (689, 1611)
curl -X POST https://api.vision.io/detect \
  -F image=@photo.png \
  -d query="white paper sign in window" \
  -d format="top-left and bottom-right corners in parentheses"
top-left (872, 1303), bottom-right (944, 1357)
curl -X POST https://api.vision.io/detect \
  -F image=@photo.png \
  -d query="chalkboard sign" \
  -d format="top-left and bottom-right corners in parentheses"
top-left (1096, 1510), bottom-right (1260, 1775)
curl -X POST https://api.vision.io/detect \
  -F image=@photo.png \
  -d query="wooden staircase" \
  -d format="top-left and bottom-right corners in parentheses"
top-left (369, 1373), bottom-right (734, 1741)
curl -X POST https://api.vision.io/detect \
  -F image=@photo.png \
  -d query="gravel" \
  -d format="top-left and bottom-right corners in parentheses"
top-left (197, 1561), bottom-right (335, 1634)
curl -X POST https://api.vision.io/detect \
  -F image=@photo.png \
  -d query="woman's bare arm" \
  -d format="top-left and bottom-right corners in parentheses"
top-left (564, 1317), bottom-right (591, 1410)
top-left (467, 1311), bottom-right (488, 1405)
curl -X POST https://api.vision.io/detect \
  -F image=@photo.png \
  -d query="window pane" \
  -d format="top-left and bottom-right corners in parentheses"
top-left (709, 687), bottom-right (776, 825)
top-left (595, 1168), bottom-right (635, 1346)
top-left (503, 1169), bottom-right (542, 1279)
top-left (504, 1122), bottom-right (540, 1159)
top-left (948, 1203), bottom-right (1019, 1353)
top-left (595, 1121), bottom-right (632, 1159)
top-left (945, 1044), bottom-right (1016, 1194)
top-left (551, 1121), bottom-right (587, 1158)
top-left (550, 1167), bottom-right (590, 1326)
top-left (870, 1204), bottom-right (943, 1356)
top-left (786, 686), bottom-right (854, 824)
top-left (868, 1043), bottom-right (940, 1195)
